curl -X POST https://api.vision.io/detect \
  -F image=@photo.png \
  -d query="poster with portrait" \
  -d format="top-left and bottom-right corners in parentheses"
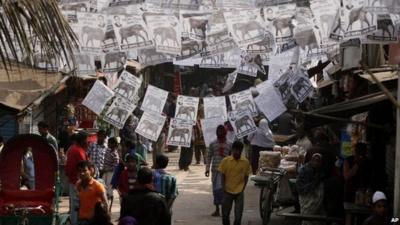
top-left (263, 4), bottom-right (297, 44)
top-left (255, 82), bottom-right (287, 121)
top-left (224, 9), bottom-right (265, 47)
top-left (180, 11), bottom-right (212, 41)
top-left (113, 14), bottom-right (153, 50)
top-left (77, 12), bottom-right (106, 53)
top-left (203, 96), bottom-right (228, 121)
top-left (201, 117), bottom-right (226, 147)
top-left (112, 70), bottom-right (143, 103)
top-left (82, 80), bottom-right (114, 115)
top-left (330, 0), bottom-right (377, 41)
top-left (145, 14), bottom-right (182, 55)
top-left (228, 110), bottom-right (256, 139)
top-left (166, 118), bottom-right (193, 148)
top-left (141, 85), bottom-right (169, 114)
top-left (135, 112), bottom-right (166, 142)
top-left (229, 90), bottom-right (258, 117)
top-left (101, 16), bottom-right (120, 53)
top-left (59, 0), bottom-right (93, 12)
top-left (102, 96), bottom-right (136, 129)
top-left (175, 95), bottom-right (199, 123)
top-left (138, 47), bottom-right (174, 66)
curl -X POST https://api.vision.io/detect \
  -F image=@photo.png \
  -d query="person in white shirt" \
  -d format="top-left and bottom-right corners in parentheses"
top-left (247, 117), bottom-right (275, 174)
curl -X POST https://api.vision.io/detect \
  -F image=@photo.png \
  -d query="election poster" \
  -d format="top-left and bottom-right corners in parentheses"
top-left (175, 95), bottom-right (200, 123)
top-left (255, 81), bottom-right (287, 121)
top-left (103, 96), bottom-right (136, 129)
top-left (166, 118), bottom-right (193, 147)
top-left (145, 14), bottom-right (182, 55)
top-left (203, 96), bottom-right (228, 121)
top-left (229, 90), bottom-right (258, 117)
top-left (228, 110), bottom-right (256, 139)
top-left (135, 112), bottom-right (166, 142)
top-left (82, 80), bottom-right (114, 115)
top-left (141, 85), bottom-right (169, 114)
top-left (113, 14), bottom-right (153, 50)
top-left (77, 12), bottom-right (106, 53)
top-left (112, 70), bottom-right (143, 103)
top-left (201, 117), bottom-right (226, 147)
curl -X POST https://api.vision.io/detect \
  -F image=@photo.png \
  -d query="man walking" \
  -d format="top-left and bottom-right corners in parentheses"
top-left (154, 154), bottom-right (179, 209)
top-left (87, 129), bottom-right (107, 178)
top-left (120, 167), bottom-right (171, 225)
top-left (65, 131), bottom-right (89, 225)
top-left (38, 121), bottom-right (58, 151)
top-left (218, 141), bottom-right (251, 225)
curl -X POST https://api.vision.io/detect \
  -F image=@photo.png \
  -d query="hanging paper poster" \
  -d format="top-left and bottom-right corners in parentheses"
top-left (224, 9), bottom-right (265, 47)
top-left (138, 48), bottom-right (174, 66)
top-left (246, 32), bottom-right (275, 54)
top-left (108, 0), bottom-right (144, 7)
top-left (201, 117), bottom-right (226, 147)
top-left (141, 85), bottom-right (168, 114)
top-left (113, 14), bottom-right (153, 50)
top-left (180, 11), bottom-right (211, 41)
top-left (146, 14), bottom-right (182, 55)
top-left (216, 0), bottom-right (252, 8)
top-left (103, 96), bottom-right (136, 129)
top-left (229, 90), bottom-right (258, 117)
top-left (112, 70), bottom-right (143, 103)
top-left (228, 110), bottom-right (256, 139)
top-left (160, 0), bottom-right (201, 10)
top-left (166, 118), bottom-right (193, 147)
top-left (309, 0), bottom-right (340, 48)
top-left (273, 69), bottom-right (295, 104)
top-left (199, 53), bottom-right (228, 68)
top-left (60, 1), bottom-right (91, 12)
top-left (175, 95), bottom-right (199, 123)
top-left (177, 40), bottom-right (202, 60)
top-left (82, 80), bottom-right (114, 115)
top-left (102, 51), bottom-right (127, 73)
top-left (203, 96), bottom-right (228, 120)
top-left (77, 12), bottom-right (106, 53)
top-left (135, 112), bottom-right (166, 142)
top-left (255, 82), bottom-right (287, 121)
top-left (222, 70), bottom-right (237, 93)
top-left (289, 71), bottom-right (314, 103)
top-left (263, 4), bottom-right (297, 44)
top-left (363, 14), bottom-right (398, 44)
top-left (74, 53), bottom-right (96, 76)
top-left (330, 0), bottom-right (377, 41)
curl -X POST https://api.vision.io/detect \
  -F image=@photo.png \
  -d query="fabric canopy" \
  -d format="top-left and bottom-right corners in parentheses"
top-left (303, 91), bottom-right (393, 129)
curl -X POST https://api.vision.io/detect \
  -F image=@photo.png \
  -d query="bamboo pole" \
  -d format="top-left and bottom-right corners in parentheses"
top-left (394, 65), bottom-right (400, 219)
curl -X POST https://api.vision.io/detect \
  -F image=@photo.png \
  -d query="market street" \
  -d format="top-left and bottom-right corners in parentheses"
top-left (59, 151), bottom-right (287, 225)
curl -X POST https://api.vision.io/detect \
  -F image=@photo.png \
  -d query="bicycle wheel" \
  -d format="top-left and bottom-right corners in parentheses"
top-left (261, 188), bottom-right (273, 225)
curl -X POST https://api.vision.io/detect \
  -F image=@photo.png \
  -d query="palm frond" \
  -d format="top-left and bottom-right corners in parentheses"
top-left (0, 0), bottom-right (78, 79)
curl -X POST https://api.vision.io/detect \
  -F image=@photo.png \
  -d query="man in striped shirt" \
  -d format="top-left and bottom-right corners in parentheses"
top-left (87, 129), bottom-right (107, 178)
top-left (153, 154), bottom-right (179, 209)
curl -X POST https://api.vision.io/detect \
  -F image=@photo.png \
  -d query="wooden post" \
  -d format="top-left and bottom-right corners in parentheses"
top-left (395, 65), bottom-right (400, 218)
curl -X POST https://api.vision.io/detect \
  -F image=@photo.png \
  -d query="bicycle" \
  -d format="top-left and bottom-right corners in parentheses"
top-left (4, 205), bottom-right (46, 225)
top-left (251, 167), bottom-right (288, 225)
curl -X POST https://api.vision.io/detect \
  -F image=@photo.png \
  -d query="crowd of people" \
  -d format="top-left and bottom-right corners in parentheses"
top-left (4, 84), bottom-right (389, 225)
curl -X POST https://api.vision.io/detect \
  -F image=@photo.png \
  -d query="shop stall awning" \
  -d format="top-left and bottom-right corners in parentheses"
top-left (302, 91), bottom-right (394, 129)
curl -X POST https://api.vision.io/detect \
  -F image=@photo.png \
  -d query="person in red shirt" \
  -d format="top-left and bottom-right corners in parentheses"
top-left (118, 154), bottom-right (138, 197)
top-left (65, 131), bottom-right (89, 225)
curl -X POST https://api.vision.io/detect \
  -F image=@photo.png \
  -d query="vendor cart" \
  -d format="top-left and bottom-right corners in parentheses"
top-left (0, 134), bottom-right (70, 225)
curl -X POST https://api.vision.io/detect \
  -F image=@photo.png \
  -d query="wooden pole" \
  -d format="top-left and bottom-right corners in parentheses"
top-left (394, 65), bottom-right (400, 218)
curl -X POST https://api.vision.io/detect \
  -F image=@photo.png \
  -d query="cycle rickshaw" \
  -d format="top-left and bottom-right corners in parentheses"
top-left (251, 167), bottom-right (297, 225)
top-left (0, 134), bottom-right (70, 225)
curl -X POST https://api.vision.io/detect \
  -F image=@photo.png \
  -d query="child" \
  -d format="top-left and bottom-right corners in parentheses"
top-left (118, 154), bottom-right (139, 197)
top-left (101, 137), bottom-right (119, 209)
top-left (362, 191), bottom-right (388, 225)
top-left (76, 161), bottom-right (108, 224)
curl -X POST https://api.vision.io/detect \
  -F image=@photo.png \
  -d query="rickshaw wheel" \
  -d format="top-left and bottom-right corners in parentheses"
top-left (261, 187), bottom-right (273, 225)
